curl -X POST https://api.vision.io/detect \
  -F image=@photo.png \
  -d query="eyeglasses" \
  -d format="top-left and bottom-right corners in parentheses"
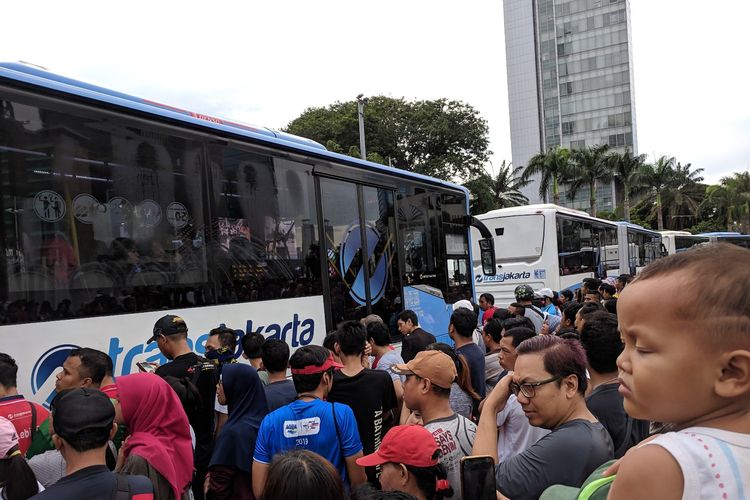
top-left (510, 375), bottom-right (562, 398)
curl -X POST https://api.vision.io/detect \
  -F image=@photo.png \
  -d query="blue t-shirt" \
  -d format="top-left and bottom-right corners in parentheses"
top-left (456, 342), bottom-right (486, 398)
top-left (541, 303), bottom-right (559, 316)
top-left (254, 398), bottom-right (363, 484)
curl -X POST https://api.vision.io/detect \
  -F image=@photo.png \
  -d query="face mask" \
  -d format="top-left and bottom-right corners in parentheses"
top-left (206, 346), bottom-right (236, 365)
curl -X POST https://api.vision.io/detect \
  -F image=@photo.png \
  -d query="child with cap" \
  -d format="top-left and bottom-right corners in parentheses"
top-left (602, 244), bottom-right (750, 499)
top-left (0, 416), bottom-right (40, 499)
top-left (357, 425), bottom-right (452, 500)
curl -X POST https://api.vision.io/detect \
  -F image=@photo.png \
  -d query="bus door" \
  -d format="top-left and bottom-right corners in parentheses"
top-left (317, 177), bottom-right (400, 328)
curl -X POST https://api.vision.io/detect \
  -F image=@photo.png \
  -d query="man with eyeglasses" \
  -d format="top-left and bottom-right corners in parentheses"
top-left (493, 326), bottom-right (549, 463)
top-left (472, 335), bottom-right (613, 500)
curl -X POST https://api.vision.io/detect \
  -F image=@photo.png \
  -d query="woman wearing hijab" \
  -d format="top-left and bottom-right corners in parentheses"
top-left (207, 363), bottom-right (269, 500)
top-left (114, 373), bottom-right (193, 500)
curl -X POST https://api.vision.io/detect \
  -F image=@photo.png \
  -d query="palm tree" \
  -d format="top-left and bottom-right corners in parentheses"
top-left (521, 146), bottom-right (572, 205)
top-left (662, 162), bottom-right (704, 229)
top-left (567, 145), bottom-right (612, 216)
top-left (490, 161), bottom-right (531, 208)
top-left (638, 155), bottom-right (676, 231)
top-left (464, 161), bottom-right (530, 213)
top-left (608, 148), bottom-right (647, 221)
top-left (705, 171), bottom-right (750, 232)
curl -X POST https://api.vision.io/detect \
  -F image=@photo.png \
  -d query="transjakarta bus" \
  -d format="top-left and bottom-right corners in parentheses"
top-left (470, 204), bottom-right (662, 306)
top-left (660, 231), bottom-right (710, 255)
top-left (698, 232), bottom-right (750, 250)
top-left (0, 63), bottom-right (494, 403)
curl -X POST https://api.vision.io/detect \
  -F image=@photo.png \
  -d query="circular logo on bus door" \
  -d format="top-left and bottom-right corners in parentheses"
top-left (339, 222), bottom-right (389, 306)
top-left (72, 194), bottom-right (102, 224)
top-left (33, 190), bottom-right (66, 222)
top-left (167, 202), bottom-right (189, 229)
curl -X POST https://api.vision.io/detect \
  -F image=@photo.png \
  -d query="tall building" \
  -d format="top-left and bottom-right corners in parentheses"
top-left (505, 0), bottom-right (637, 213)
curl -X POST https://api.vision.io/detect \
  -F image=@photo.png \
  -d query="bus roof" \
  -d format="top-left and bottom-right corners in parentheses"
top-left (0, 62), bottom-right (468, 196)
top-left (477, 203), bottom-right (590, 219)
top-left (698, 232), bottom-right (743, 236)
top-left (659, 230), bottom-right (694, 236)
top-left (613, 221), bottom-right (660, 235)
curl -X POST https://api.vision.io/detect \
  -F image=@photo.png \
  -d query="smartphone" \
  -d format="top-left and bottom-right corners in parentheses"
top-left (136, 361), bottom-right (158, 373)
top-left (460, 455), bottom-right (496, 500)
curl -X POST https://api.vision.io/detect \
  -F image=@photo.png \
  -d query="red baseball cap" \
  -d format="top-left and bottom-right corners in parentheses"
top-left (357, 425), bottom-right (439, 468)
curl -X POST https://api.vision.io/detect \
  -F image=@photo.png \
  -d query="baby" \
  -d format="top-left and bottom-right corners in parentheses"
top-left (609, 243), bottom-right (750, 499)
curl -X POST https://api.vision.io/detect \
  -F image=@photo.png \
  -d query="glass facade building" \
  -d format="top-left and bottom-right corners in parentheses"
top-left (504, 0), bottom-right (638, 213)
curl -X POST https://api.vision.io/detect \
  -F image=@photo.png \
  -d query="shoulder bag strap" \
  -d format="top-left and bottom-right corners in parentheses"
top-left (331, 402), bottom-right (344, 455)
top-left (113, 473), bottom-right (131, 500)
top-left (614, 415), bottom-right (636, 457)
top-left (28, 402), bottom-right (37, 432)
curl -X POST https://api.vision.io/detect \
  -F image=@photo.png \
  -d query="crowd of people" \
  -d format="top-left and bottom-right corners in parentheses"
top-left (0, 243), bottom-right (746, 499)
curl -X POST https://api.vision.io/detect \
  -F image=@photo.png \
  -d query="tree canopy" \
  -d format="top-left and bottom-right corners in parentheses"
top-left (284, 96), bottom-right (491, 180)
top-left (463, 161), bottom-right (529, 214)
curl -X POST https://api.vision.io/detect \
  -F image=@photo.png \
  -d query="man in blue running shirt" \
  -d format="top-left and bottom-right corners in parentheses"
top-left (252, 345), bottom-right (366, 497)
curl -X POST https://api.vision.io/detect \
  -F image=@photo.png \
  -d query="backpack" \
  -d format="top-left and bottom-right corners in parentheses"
top-left (113, 473), bottom-right (140, 500)
top-left (539, 460), bottom-right (618, 500)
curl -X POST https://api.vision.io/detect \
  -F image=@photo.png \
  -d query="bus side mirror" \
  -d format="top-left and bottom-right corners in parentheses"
top-left (478, 238), bottom-right (496, 276)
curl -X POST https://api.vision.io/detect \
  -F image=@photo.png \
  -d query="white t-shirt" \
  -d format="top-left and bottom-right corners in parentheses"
top-left (496, 394), bottom-right (550, 462)
top-left (644, 426), bottom-right (750, 500)
top-left (376, 349), bottom-right (405, 382)
top-left (425, 413), bottom-right (477, 499)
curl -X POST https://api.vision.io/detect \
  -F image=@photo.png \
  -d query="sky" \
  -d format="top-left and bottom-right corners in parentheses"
top-left (1, 0), bottom-right (748, 185)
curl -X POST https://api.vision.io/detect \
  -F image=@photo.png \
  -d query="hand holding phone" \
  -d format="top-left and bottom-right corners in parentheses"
top-left (136, 361), bottom-right (159, 373)
top-left (460, 455), bottom-right (496, 500)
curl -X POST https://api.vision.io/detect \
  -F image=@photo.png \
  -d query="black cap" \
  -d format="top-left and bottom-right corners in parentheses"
top-left (51, 388), bottom-right (114, 443)
top-left (148, 314), bottom-right (188, 343)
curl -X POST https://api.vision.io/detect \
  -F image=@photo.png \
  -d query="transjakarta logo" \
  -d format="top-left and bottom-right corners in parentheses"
top-left (475, 271), bottom-right (531, 283)
top-left (107, 314), bottom-right (316, 376)
top-left (31, 344), bottom-right (80, 408)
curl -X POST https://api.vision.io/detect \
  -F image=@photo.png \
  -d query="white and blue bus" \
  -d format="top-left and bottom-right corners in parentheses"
top-left (660, 231), bottom-right (750, 255)
top-left (0, 63), bottom-right (494, 402)
top-left (470, 204), bottom-right (662, 306)
top-left (660, 231), bottom-right (710, 255)
top-left (698, 232), bottom-right (750, 250)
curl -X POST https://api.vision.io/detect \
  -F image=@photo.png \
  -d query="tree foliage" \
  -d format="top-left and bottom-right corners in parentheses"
top-left (284, 96), bottom-right (491, 181)
top-left (520, 146), bottom-right (572, 204)
top-left (568, 145), bottom-right (612, 216)
top-left (464, 161), bottom-right (530, 214)
top-left (608, 148), bottom-right (647, 222)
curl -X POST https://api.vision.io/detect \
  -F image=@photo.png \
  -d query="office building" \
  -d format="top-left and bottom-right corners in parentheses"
top-left (504, 0), bottom-right (638, 213)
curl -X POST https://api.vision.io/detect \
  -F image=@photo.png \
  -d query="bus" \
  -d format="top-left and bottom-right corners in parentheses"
top-left (470, 204), bottom-right (663, 306)
top-left (0, 63), bottom-right (494, 403)
top-left (698, 232), bottom-right (750, 250)
top-left (660, 231), bottom-right (710, 255)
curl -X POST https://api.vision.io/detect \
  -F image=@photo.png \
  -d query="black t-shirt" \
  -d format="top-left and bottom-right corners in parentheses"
top-left (156, 352), bottom-right (218, 469)
top-left (586, 382), bottom-right (649, 458)
top-left (401, 328), bottom-right (436, 363)
top-left (31, 465), bottom-right (153, 499)
top-left (328, 368), bottom-right (398, 483)
top-left (264, 379), bottom-right (297, 412)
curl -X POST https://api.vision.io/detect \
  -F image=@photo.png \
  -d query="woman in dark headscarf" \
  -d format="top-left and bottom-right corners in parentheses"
top-left (207, 363), bottom-right (269, 499)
